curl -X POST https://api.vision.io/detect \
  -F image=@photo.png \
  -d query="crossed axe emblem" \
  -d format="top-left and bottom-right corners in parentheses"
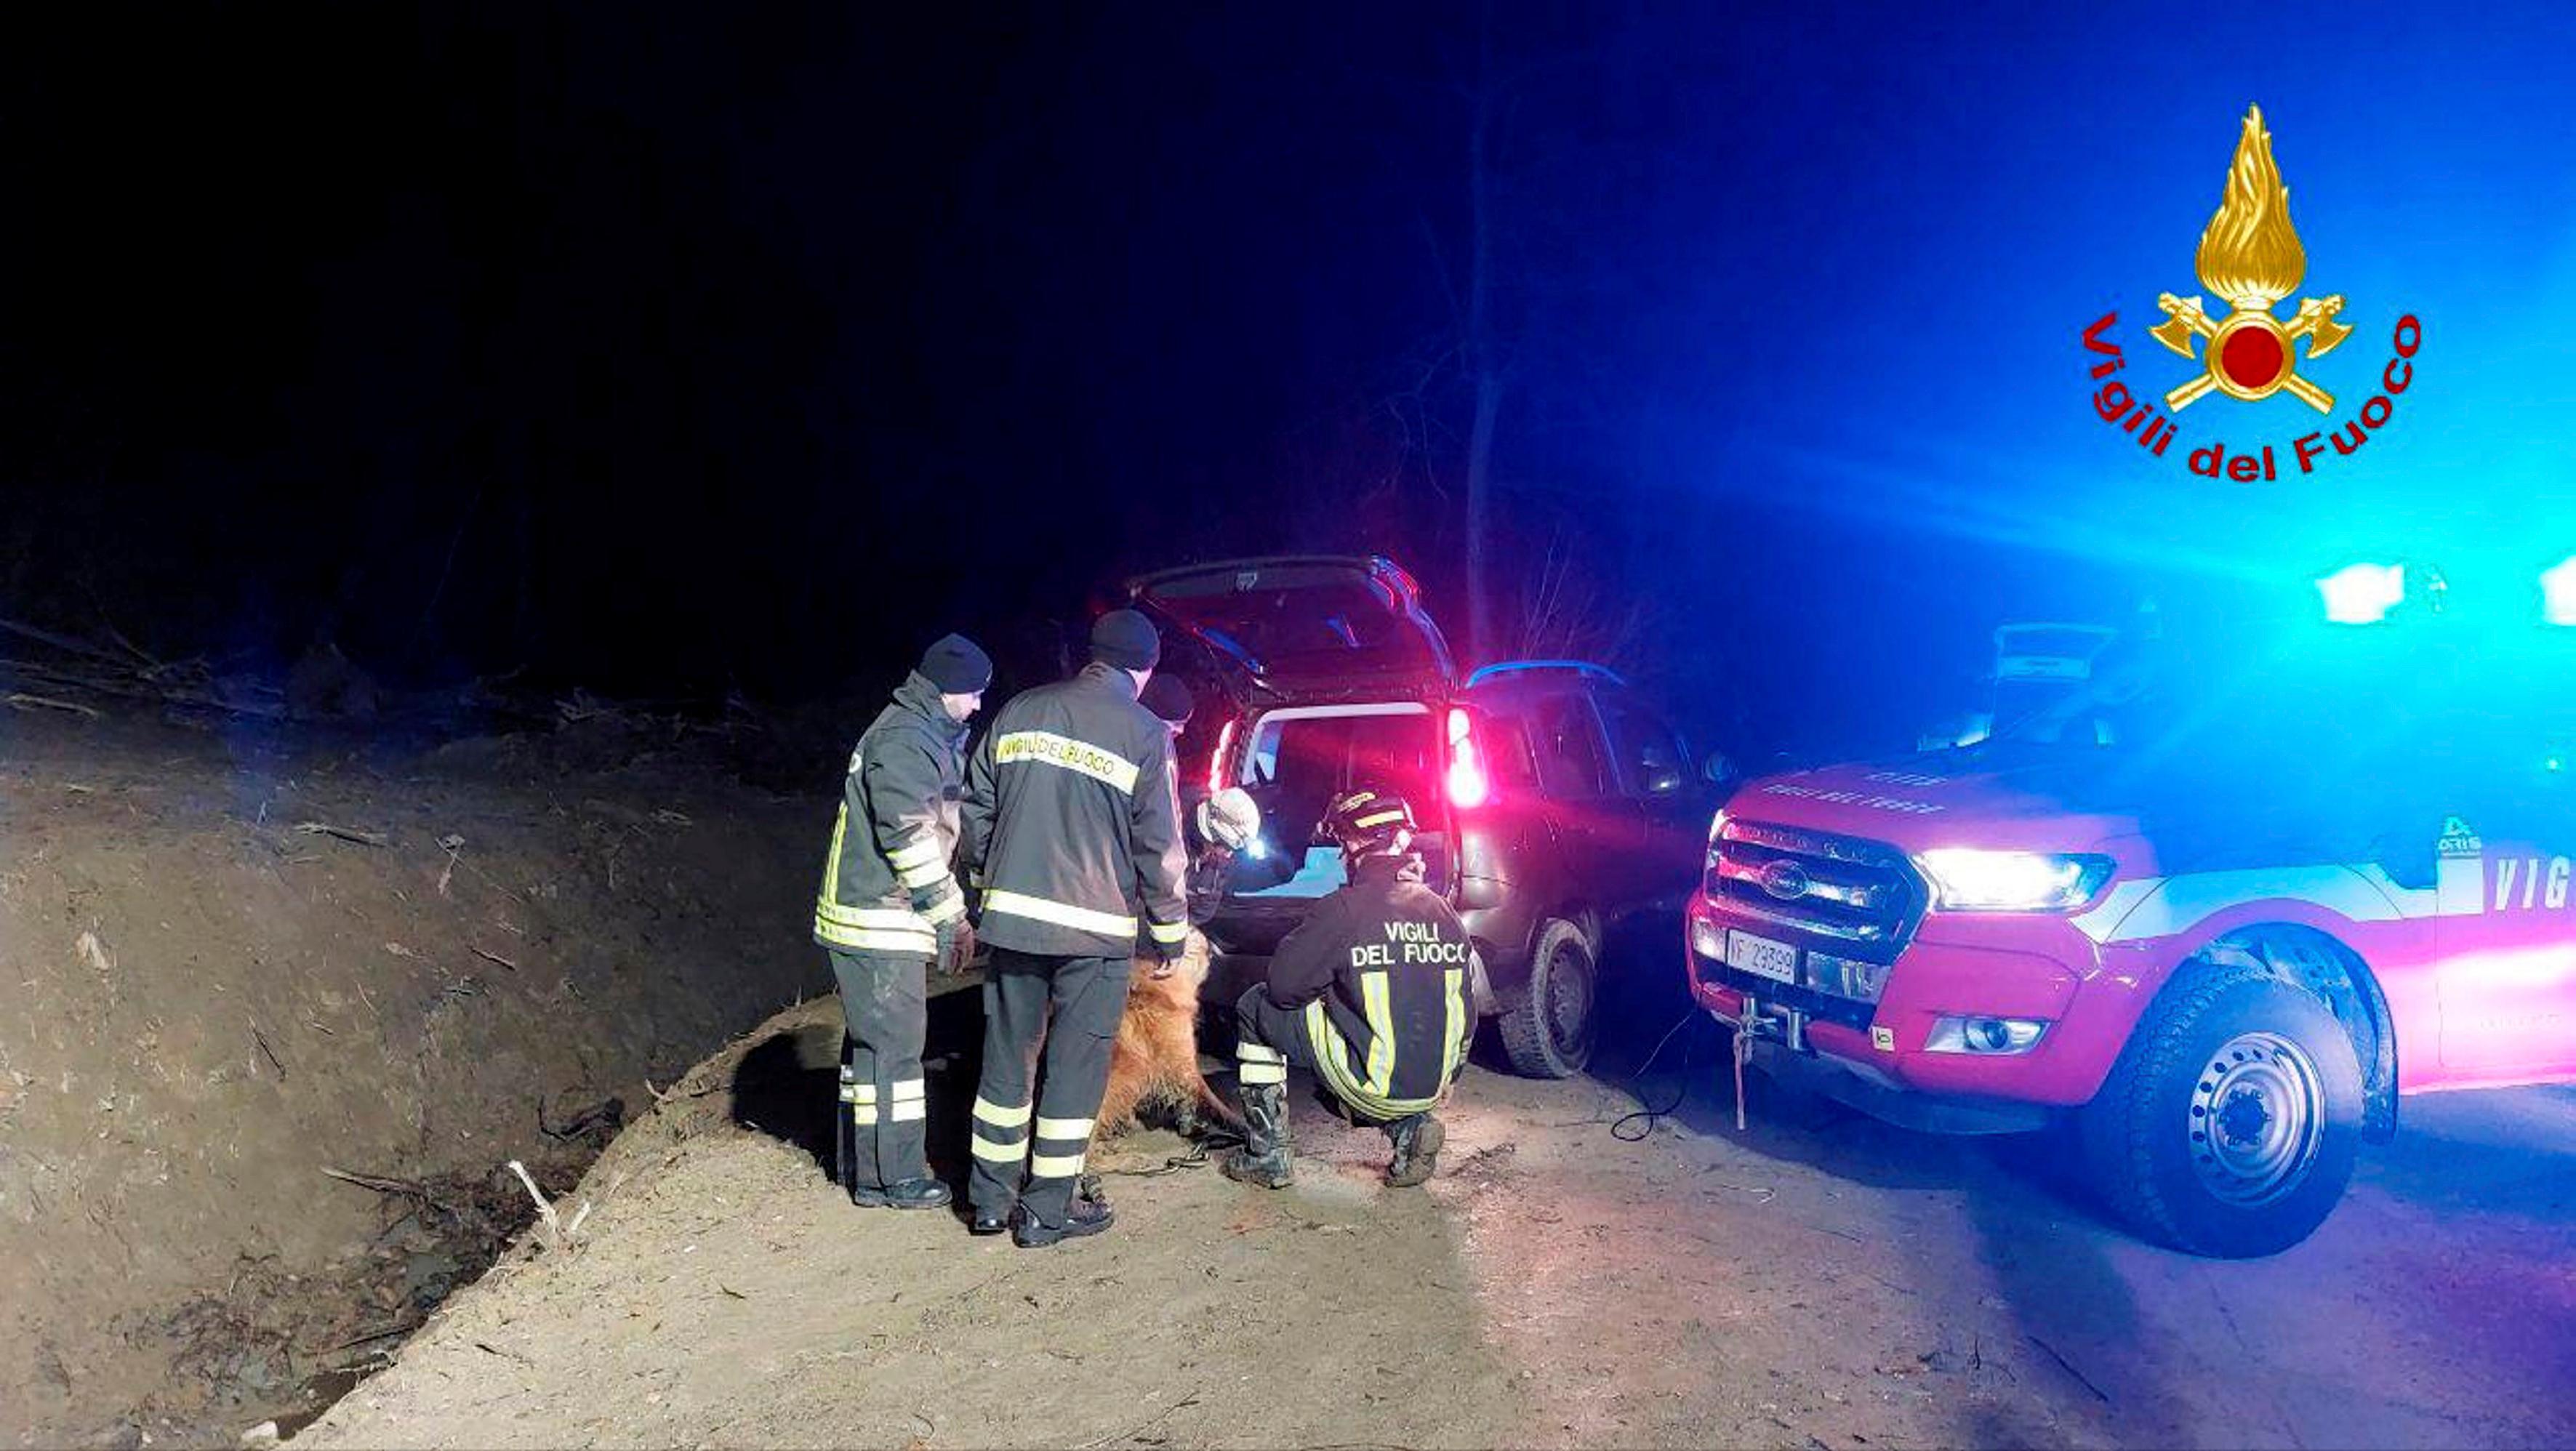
top-left (2149, 292), bottom-right (2352, 413)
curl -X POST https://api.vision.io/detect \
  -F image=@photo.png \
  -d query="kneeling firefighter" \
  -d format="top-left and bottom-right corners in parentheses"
top-left (1221, 787), bottom-right (1474, 1189)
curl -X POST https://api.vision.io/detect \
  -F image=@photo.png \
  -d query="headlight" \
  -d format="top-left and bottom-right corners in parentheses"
top-left (1916, 849), bottom-right (2114, 912)
top-left (1704, 808), bottom-right (1728, 867)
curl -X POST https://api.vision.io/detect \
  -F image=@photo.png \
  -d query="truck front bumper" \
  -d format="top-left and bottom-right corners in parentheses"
top-left (1685, 891), bottom-right (2151, 1112)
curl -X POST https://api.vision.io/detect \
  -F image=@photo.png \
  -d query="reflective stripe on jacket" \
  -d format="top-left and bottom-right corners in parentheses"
top-left (814, 672), bottom-right (968, 956)
top-left (1262, 853), bottom-right (1474, 1117)
top-left (959, 663), bottom-right (1189, 957)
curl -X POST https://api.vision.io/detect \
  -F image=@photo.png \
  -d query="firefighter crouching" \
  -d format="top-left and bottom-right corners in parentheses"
top-left (813, 634), bottom-right (992, 1210)
top-left (1222, 788), bottom-right (1473, 1190)
top-left (959, 609), bottom-right (1192, 1247)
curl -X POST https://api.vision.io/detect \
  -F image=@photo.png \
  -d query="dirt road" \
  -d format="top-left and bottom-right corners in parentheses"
top-left (304, 971), bottom-right (2576, 1450)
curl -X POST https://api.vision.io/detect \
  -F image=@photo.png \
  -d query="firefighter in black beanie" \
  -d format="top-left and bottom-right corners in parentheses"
top-left (814, 633), bottom-right (992, 1209)
top-left (958, 609), bottom-right (1192, 1247)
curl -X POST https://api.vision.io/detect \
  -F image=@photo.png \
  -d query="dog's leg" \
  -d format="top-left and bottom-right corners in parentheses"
top-left (1189, 1069), bottom-right (1248, 1136)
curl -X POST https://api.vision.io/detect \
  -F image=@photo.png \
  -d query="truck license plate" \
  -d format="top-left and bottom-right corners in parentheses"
top-left (1725, 929), bottom-right (1799, 985)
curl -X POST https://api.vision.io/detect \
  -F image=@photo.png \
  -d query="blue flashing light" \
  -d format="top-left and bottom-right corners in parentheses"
top-left (2542, 556), bottom-right (2576, 626)
top-left (2316, 563), bottom-right (2407, 625)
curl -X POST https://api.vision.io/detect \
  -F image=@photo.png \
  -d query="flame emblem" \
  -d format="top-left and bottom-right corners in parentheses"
top-left (2148, 106), bottom-right (2354, 413)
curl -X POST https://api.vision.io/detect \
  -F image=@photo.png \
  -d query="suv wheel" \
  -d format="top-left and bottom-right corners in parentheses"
top-left (1498, 919), bottom-right (1597, 1079)
top-left (2078, 962), bottom-right (2362, 1258)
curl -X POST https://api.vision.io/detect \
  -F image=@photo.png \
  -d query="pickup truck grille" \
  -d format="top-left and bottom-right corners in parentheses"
top-left (1705, 819), bottom-right (1926, 961)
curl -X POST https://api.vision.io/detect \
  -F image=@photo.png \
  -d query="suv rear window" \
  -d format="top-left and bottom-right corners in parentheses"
top-left (1226, 704), bottom-right (1448, 901)
top-left (1239, 707), bottom-right (1440, 828)
top-left (1600, 696), bottom-right (1689, 797)
top-left (1533, 694), bottom-right (1610, 799)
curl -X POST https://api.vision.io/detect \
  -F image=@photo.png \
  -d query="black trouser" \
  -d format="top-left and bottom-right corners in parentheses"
top-left (828, 948), bottom-right (931, 1190)
top-left (966, 949), bottom-right (1131, 1224)
top-left (1232, 986), bottom-right (1419, 1127)
top-left (1232, 986), bottom-right (1319, 1089)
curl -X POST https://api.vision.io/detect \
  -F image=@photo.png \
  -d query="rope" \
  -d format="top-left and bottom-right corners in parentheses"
top-left (1609, 1010), bottom-right (1714, 1142)
top-left (1094, 1128), bottom-right (1246, 1181)
top-left (1733, 1022), bottom-right (1752, 1134)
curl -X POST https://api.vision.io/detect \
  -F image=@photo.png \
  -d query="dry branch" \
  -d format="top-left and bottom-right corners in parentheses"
top-left (5, 692), bottom-right (101, 718)
top-left (296, 821), bottom-right (390, 848)
top-left (321, 1166), bottom-right (430, 1199)
top-left (506, 1158), bottom-right (592, 1253)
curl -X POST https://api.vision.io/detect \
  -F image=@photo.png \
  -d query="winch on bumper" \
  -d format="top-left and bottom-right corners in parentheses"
top-left (1683, 821), bottom-right (2155, 1134)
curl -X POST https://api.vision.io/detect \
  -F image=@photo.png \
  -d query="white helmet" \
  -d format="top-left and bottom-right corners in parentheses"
top-left (1196, 787), bottom-right (1261, 851)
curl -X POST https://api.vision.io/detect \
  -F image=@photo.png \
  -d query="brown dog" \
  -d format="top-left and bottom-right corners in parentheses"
top-left (1093, 930), bottom-right (1245, 1150)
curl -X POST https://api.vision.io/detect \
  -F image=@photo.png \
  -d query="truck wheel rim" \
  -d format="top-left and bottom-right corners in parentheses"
top-left (1548, 944), bottom-right (1595, 1061)
top-left (2187, 1031), bottom-right (2323, 1206)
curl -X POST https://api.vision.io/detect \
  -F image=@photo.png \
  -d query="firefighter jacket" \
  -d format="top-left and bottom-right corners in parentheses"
top-left (959, 662), bottom-right (1190, 960)
top-left (1261, 853), bottom-right (1475, 1117)
top-left (813, 672), bottom-right (969, 957)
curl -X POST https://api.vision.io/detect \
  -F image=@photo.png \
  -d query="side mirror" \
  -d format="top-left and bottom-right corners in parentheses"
top-left (1701, 752), bottom-right (1738, 786)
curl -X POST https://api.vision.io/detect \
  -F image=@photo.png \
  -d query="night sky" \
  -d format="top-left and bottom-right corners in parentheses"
top-left (8, 2), bottom-right (2573, 757)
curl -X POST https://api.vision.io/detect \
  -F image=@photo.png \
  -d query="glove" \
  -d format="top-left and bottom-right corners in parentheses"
top-left (935, 917), bottom-right (974, 974)
top-left (1139, 924), bottom-right (1183, 979)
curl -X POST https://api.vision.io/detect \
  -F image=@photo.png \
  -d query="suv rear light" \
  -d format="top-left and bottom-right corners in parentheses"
top-left (1208, 718), bottom-right (1237, 795)
top-left (1445, 707), bottom-right (1490, 808)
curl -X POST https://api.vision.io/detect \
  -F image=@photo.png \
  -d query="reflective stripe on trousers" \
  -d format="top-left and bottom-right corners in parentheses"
top-left (970, 1093), bottom-right (1030, 1162)
top-left (1236, 1039), bottom-right (1288, 1085)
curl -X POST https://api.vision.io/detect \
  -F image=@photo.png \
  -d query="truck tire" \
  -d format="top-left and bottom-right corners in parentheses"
top-left (1498, 919), bottom-right (1597, 1079)
top-left (2079, 963), bottom-right (2362, 1258)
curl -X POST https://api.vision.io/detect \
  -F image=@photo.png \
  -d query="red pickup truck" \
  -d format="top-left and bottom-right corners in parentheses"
top-left (1686, 584), bottom-right (2576, 1256)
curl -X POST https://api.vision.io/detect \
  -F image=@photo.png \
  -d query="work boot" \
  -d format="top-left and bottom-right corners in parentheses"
top-left (1011, 1195), bottom-right (1114, 1249)
top-left (851, 1176), bottom-right (952, 1210)
top-left (1219, 1082), bottom-right (1294, 1189)
top-left (1383, 1113), bottom-right (1445, 1188)
top-left (968, 1205), bottom-right (1011, 1237)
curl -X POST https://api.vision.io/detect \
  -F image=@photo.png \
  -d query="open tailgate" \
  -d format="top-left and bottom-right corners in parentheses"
top-left (1127, 555), bottom-right (1456, 694)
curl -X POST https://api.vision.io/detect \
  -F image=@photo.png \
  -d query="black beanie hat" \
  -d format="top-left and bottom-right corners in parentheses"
top-left (918, 633), bottom-right (993, 694)
top-left (1089, 608), bottom-right (1161, 672)
top-left (1139, 672), bottom-right (1193, 726)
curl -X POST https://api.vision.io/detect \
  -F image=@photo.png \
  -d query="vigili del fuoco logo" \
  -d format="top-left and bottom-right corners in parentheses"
top-left (2082, 105), bottom-right (2420, 482)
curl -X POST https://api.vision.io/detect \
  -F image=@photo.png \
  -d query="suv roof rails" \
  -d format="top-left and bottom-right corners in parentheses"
top-left (1464, 659), bottom-right (1628, 689)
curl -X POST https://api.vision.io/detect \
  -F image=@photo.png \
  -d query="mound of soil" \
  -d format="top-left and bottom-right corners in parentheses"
top-left (0, 707), bottom-right (837, 1447)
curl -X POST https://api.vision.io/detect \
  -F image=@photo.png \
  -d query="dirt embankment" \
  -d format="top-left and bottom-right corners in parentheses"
top-left (0, 709), bottom-right (834, 1447)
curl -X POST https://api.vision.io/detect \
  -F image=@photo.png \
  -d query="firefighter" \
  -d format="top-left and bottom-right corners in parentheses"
top-left (1221, 787), bottom-right (1473, 1190)
top-left (1140, 672), bottom-right (1195, 743)
top-left (1139, 674), bottom-right (1234, 919)
top-left (814, 633), bottom-right (992, 1210)
top-left (959, 608), bottom-right (1191, 1247)
top-left (1185, 786), bottom-right (1261, 924)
